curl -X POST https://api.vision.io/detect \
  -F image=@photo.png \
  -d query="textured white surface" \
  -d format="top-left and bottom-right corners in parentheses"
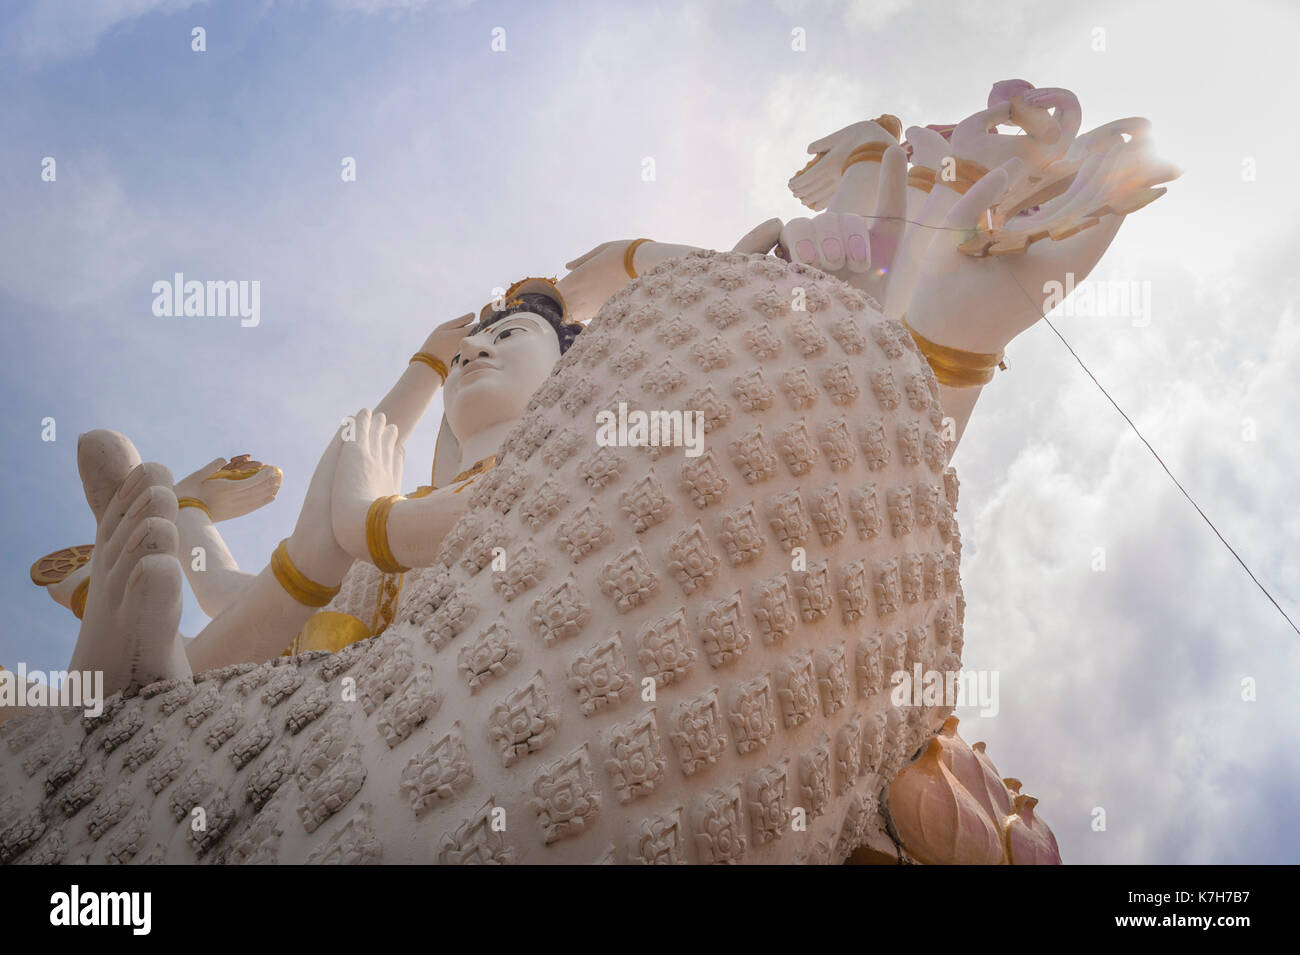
top-left (1, 252), bottom-right (965, 864)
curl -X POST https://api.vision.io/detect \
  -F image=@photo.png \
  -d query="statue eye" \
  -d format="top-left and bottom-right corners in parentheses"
top-left (495, 326), bottom-right (524, 342)
top-left (450, 353), bottom-right (461, 367)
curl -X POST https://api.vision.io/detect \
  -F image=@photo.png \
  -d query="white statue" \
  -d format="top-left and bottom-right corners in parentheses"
top-left (4, 81), bottom-right (1178, 866)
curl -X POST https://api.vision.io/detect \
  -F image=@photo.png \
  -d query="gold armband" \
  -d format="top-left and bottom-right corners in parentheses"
top-left (410, 352), bottom-right (448, 383)
top-left (71, 579), bottom-right (90, 620)
top-left (366, 495), bottom-right (410, 574)
top-left (624, 238), bottom-right (652, 279)
top-left (901, 316), bottom-right (1005, 388)
top-left (270, 539), bottom-right (341, 607)
top-left (933, 158), bottom-right (990, 196)
top-left (176, 497), bottom-right (212, 519)
top-left (840, 140), bottom-right (891, 174)
top-left (906, 166), bottom-right (937, 194)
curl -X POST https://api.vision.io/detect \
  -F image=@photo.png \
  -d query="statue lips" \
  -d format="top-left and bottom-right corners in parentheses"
top-left (455, 359), bottom-right (503, 383)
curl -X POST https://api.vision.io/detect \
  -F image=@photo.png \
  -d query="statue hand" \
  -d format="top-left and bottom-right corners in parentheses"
top-left (950, 84), bottom-right (1081, 172)
top-left (420, 312), bottom-right (475, 368)
top-left (558, 240), bottom-right (630, 322)
top-left (173, 457), bottom-right (281, 523)
top-left (906, 135), bottom-right (1178, 354)
top-left (788, 118), bottom-right (901, 212)
top-left (283, 422), bottom-right (355, 586)
top-left (780, 144), bottom-right (910, 304)
top-left (732, 218), bottom-right (783, 255)
top-left (331, 408), bottom-right (406, 564)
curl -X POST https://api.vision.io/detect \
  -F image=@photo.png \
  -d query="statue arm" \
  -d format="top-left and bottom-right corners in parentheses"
top-left (383, 490), bottom-right (471, 569)
top-left (175, 509), bottom-right (256, 617)
top-left (373, 319), bottom-right (465, 443)
top-left (186, 427), bottom-right (356, 670)
top-left (558, 223), bottom-right (785, 324)
top-left (557, 240), bottom-right (702, 323)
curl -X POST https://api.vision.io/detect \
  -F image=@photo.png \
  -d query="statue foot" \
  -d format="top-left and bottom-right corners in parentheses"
top-left (68, 432), bottom-right (189, 695)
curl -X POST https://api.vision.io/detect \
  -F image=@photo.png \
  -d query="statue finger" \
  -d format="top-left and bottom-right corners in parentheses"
top-left (731, 218), bottom-right (782, 254)
top-left (780, 217), bottom-right (817, 265)
top-left (867, 145), bottom-right (908, 272)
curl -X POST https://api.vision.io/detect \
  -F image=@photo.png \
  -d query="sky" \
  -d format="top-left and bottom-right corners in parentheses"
top-left (2, 0), bottom-right (1298, 864)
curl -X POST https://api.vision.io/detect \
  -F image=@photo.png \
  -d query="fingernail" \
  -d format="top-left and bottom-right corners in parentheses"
top-left (822, 237), bottom-right (843, 261)
top-left (120, 465), bottom-right (147, 501)
top-left (796, 239), bottom-right (816, 263)
top-left (847, 234), bottom-right (868, 262)
top-left (127, 522), bottom-right (151, 553)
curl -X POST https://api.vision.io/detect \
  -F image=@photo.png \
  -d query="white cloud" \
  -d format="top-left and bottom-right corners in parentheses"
top-left (6, 0), bottom-right (204, 68)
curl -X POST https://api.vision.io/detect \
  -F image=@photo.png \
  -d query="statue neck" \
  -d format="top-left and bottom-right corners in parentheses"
top-left (455, 420), bottom-right (515, 475)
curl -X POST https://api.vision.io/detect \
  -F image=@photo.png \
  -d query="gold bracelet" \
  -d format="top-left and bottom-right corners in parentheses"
top-left (901, 316), bottom-right (1005, 388)
top-left (624, 238), bottom-right (652, 279)
top-left (840, 140), bottom-right (891, 174)
top-left (270, 539), bottom-right (341, 607)
top-left (365, 495), bottom-right (410, 574)
top-left (906, 166), bottom-right (937, 194)
top-left (176, 497), bottom-right (212, 519)
top-left (410, 352), bottom-right (448, 383)
top-left (933, 158), bottom-right (989, 196)
top-left (71, 578), bottom-right (90, 620)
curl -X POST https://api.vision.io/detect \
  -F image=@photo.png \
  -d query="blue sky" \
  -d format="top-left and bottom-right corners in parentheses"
top-left (2, 0), bottom-right (1298, 863)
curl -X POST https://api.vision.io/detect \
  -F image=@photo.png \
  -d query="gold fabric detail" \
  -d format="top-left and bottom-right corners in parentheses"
top-left (369, 572), bottom-right (404, 635)
top-left (270, 539), bottom-right (341, 607)
top-left (292, 611), bottom-right (372, 654)
top-left (70, 578), bottom-right (90, 620)
top-left (901, 315), bottom-right (1004, 389)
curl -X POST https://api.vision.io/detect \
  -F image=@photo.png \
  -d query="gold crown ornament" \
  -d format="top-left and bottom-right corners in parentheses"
top-left (478, 276), bottom-right (579, 325)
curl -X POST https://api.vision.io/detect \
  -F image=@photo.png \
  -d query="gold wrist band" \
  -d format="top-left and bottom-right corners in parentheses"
top-left (271, 539), bottom-right (341, 607)
top-left (906, 166), bottom-right (937, 194)
top-left (933, 158), bottom-right (990, 196)
top-left (901, 316), bottom-right (1005, 388)
top-left (71, 578), bottom-right (90, 620)
top-left (176, 497), bottom-right (212, 519)
top-left (841, 140), bottom-right (891, 174)
top-left (366, 495), bottom-right (410, 574)
top-left (410, 352), bottom-right (448, 383)
top-left (624, 238), bottom-right (652, 279)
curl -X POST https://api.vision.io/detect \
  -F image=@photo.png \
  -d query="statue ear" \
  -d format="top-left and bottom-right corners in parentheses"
top-left (431, 414), bottom-right (461, 489)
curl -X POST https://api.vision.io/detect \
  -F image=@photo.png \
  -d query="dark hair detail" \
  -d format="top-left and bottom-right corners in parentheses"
top-left (476, 293), bottom-right (583, 355)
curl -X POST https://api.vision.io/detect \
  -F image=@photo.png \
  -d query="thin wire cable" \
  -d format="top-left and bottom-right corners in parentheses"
top-left (781, 207), bottom-right (1300, 636)
top-left (996, 261), bottom-right (1300, 638)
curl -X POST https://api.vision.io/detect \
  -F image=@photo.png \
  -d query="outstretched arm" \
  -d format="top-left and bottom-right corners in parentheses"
top-left (557, 222), bottom-right (783, 324)
top-left (172, 457), bottom-right (280, 617)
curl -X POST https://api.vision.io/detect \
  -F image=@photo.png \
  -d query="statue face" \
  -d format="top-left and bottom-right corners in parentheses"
top-left (443, 312), bottom-right (562, 440)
